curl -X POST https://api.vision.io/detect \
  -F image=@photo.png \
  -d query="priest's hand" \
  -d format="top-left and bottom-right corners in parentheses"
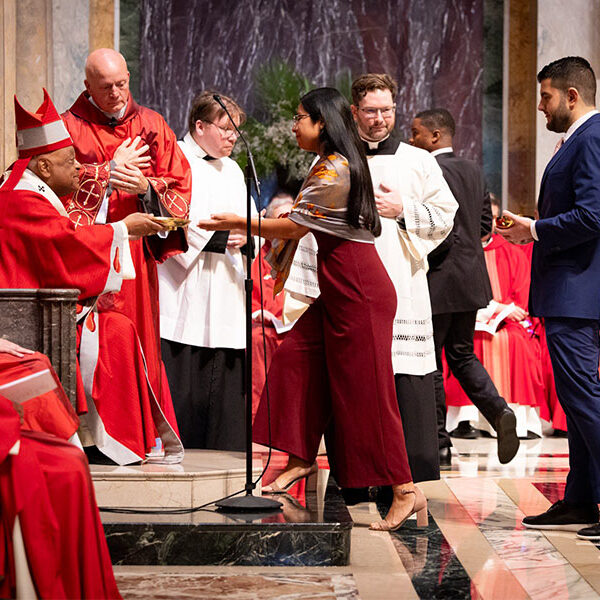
top-left (198, 213), bottom-right (244, 231)
top-left (113, 136), bottom-right (151, 170)
top-left (110, 164), bottom-right (150, 195)
top-left (227, 229), bottom-right (247, 249)
top-left (375, 183), bottom-right (403, 218)
top-left (0, 338), bottom-right (34, 358)
top-left (506, 305), bottom-right (528, 322)
top-left (496, 210), bottom-right (534, 245)
top-left (123, 212), bottom-right (169, 239)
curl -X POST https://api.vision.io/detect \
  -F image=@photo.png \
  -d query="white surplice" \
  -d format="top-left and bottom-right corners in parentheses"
top-left (369, 142), bottom-right (457, 375)
top-left (158, 132), bottom-right (257, 349)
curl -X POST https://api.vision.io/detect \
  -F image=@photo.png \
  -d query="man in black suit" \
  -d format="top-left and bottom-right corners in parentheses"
top-left (410, 108), bottom-right (519, 466)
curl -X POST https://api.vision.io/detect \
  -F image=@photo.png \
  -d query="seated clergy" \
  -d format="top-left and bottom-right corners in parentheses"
top-left (444, 196), bottom-right (545, 438)
top-left (0, 89), bottom-right (183, 464)
top-left (0, 338), bottom-right (121, 599)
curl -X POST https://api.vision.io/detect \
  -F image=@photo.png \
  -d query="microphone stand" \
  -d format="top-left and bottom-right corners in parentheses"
top-left (212, 95), bottom-right (282, 513)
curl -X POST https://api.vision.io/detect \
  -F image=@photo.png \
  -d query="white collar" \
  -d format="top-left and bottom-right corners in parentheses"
top-left (431, 146), bottom-right (453, 157)
top-left (183, 132), bottom-right (223, 162)
top-left (361, 133), bottom-right (391, 150)
top-left (564, 109), bottom-right (599, 142)
top-left (88, 95), bottom-right (127, 121)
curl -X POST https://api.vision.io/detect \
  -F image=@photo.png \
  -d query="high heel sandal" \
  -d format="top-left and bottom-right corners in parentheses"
top-left (369, 486), bottom-right (428, 531)
top-left (262, 462), bottom-right (318, 494)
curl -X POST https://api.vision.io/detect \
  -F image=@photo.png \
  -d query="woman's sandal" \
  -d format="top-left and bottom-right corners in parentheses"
top-left (369, 486), bottom-right (428, 531)
top-left (262, 462), bottom-right (318, 494)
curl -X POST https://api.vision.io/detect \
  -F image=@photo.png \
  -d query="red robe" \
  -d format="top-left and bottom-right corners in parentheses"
top-left (0, 169), bottom-right (183, 463)
top-left (445, 235), bottom-right (545, 410)
top-left (0, 395), bottom-right (121, 599)
top-left (251, 243), bottom-right (286, 420)
top-left (63, 92), bottom-right (191, 431)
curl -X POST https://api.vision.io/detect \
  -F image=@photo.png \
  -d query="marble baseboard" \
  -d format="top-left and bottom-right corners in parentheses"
top-left (103, 478), bottom-right (352, 567)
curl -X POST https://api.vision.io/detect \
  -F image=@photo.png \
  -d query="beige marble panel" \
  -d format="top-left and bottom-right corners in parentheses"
top-left (15, 0), bottom-right (51, 110)
top-left (94, 477), bottom-right (193, 508)
top-left (1, 0), bottom-right (17, 170)
top-left (536, 0), bottom-right (600, 195)
top-left (89, 0), bottom-right (114, 51)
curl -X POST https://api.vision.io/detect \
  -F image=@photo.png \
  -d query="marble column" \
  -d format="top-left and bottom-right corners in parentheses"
top-left (536, 0), bottom-right (600, 196)
top-left (52, 0), bottom-right (89, 112)
top-left (503, 0), bottom-right (537, 215)
top-left (1, 0), bottom-right (17, 170)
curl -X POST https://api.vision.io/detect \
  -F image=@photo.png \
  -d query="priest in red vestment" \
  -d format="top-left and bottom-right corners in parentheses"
top-left (0, 89), bottom-right (183, 464)
top-left (444, 228), bottom-right (546, 438)
top-left (62, 48), bottom-right (191, 437)
top-left (0, 339), bottom-right (121, 599)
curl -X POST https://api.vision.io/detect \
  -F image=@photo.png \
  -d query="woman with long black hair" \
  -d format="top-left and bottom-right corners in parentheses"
top-left (198, 87), bottom-right (427, 531)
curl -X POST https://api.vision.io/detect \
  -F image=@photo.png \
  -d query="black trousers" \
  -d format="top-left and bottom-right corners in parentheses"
top-left (161, 339), bottom-right (245, 451)
top-left (395, 373), bottom-right (440, 483)
top-left (432, 311), bottom-right (507, 449)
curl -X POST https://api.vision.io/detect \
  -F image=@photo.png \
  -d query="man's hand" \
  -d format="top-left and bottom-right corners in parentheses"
top-left (496, 210), bottom-right (534, 245)
top-left (0, 339), bottom-right (34, 358)
top-left (122, 213), bottom-right (169, 239)
top-left (112, 136), bottom-right (151, 170)
top-left (505, 305), bottom-right (528, 322)
top-left (374, 183), bottom-right (403, 218)
top-left (110, 164), bottom-right (150, 195)
top-left (227, 228), bottom-right (247, 249)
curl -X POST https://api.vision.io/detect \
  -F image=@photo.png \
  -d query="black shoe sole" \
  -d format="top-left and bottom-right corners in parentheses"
top-left (450, 430), bottom-right (478, 439)
top-left (577, 532), bottom-right (600, 540)
top-left (497, 410), bottom-right (519, 464)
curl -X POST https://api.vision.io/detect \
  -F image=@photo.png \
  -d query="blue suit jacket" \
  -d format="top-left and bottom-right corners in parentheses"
top-left (530, 112), bottom-right (600, 318)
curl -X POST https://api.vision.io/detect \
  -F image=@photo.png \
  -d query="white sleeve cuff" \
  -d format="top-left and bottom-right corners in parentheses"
top-left (530, 220), bottom-right (539, 241)
top-left (116, 221), bottom-right (136, 279)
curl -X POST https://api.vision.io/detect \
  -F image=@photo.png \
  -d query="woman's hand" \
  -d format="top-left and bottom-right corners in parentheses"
top-left (198, 213), bottom-right (244, 231)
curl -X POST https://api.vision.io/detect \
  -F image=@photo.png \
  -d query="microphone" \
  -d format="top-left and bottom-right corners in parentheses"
top-left (212, 94), bottom-right (260, 196)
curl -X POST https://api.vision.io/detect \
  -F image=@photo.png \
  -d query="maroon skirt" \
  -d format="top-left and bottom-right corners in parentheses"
top-left (254, 232), bottom-right (412, 487)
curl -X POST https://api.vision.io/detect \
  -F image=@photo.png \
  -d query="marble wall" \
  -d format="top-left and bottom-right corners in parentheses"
top-left (536, 0), bottom-right (600, 196)
top-left (137, 0), bottom-right (486, 163)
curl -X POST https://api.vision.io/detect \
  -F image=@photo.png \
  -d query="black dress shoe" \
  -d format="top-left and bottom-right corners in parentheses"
top-left (577, 522), bottom-right (600, 540)
top-left (495, 407), bottom-right (519, 464)
top-left (439, 446), bottom-right (452, 469)
top-left (522, 500), bottom-right (599, 531)
top-left (450, 420), bottom-right (479, 439)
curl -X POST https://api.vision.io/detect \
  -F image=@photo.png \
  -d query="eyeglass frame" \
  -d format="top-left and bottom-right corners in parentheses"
top-left (292, 113), bottom-right (311, 124)
top-left (357, 105), bottom-right (397, 119)
top-left (203, 120), bottom-right (240, 139)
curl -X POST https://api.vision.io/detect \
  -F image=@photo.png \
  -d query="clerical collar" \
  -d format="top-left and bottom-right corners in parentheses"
top-left (431, 147), bottom-right (453, 157)
top-left (361, 130), bottom-right (402, 156)
top-left (88, 95), bottom-right (127, 122)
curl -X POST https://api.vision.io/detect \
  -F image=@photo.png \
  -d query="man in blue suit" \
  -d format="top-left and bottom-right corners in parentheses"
top-left (500, 56), bottom-right (600, 540)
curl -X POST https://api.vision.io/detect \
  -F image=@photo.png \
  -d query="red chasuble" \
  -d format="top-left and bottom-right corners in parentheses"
top-left (445, 234), bottom-right (545, 409)
top-left (62, 93), bottom-right (191, 430)
top-left (0, 396), bottom-right (121, 599)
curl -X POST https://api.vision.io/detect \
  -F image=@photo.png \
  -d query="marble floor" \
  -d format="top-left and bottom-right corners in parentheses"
top-left (112, 436), bottom-right (600, 599)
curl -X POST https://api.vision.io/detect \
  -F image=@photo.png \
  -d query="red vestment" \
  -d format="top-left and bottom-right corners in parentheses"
top-left (251, 243), bottom-right (286, 420)
top-left (445, 235), bottom-right (545, 429)
top-left (0, 395), bottom-right (121, 599)
top-left (63, 93), bottom-right (191, 432)
top-left (0, 169), bottom-right (183, 463)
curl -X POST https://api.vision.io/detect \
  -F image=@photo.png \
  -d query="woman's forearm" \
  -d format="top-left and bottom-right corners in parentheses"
top-left (249, 216), bottom-right (309, 240)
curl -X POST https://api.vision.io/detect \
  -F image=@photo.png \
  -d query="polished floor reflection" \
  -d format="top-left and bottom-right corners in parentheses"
top-left (113, 437), bottom-right (600, 599)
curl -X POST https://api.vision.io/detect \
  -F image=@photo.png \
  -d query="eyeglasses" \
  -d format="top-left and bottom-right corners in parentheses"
top-left (358, 105), bottom-right (396, 119)
top-left (292, 113), bottom-right (311, 124)
top-left (205, 121), bottom-right (239, 139)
